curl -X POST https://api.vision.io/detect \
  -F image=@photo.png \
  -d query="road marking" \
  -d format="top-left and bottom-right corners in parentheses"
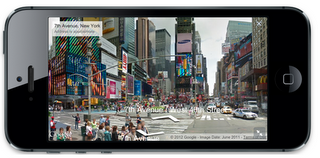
top-left (213, 118), bottom-right (218, 120)
top-left (152, 115), bottom-right (180, 122)
top-left (207, 115), bottom-right (211, 120)
top-left (227, 117), bottom-right (231, 120)
top-left (196, 117), bottom-right (201, 119)
top-left (200, 115), bottom-right (206, 120)
top-left (219, 118), bottom-right (224, 120)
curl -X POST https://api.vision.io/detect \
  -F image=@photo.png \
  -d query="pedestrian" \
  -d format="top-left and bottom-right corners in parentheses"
top-left (141, 121), bottom-right (149, 134)
top-left (136, 114), bottom-right (141, 124)
top-left (111, 126), bottom-right (118, 141)
top-left (104, 126), bottom-right (112, 141)
top-left (128, 122), bottom-right (134, 133)
top-left (86, 122), bottom-right (93, 141)
top-left (92, 119), bottom-right (98, 140)
top-left (65, 126), bottom-right (72, 141)
top-left (121, 126), bottom-right (127, 136)
top-left (72, 113), bottom-right (80, 130)
top-left (136, 124), bottom-right (143, 139)
top-left (56, 127), bottom-right (66, 141)
top-left (50, 116), bottom-right (56, 132)
top-left (99, 115), bottom-right (105, 125)
top-left (125, 126), bottom-right (137, 141)
top-left (60, 106), bottom-right (63, 113)
top-left (84, 119), bottom-right (89, 127)
top-left (125, 113), bottom-right (131, 127)
top-left (49, 116), bottom-right (56, 141)
top-left (96, 125), bottom-right (104, 141)
top-left (105, 115), bottom-right (110, 127)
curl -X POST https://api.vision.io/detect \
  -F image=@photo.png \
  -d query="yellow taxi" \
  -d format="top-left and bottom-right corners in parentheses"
top-left (221, 106), bottom-right (232, 114)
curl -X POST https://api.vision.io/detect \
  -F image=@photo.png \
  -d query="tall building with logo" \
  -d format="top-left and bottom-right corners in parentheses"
top-left (175, 17), bottom-right (195, 94)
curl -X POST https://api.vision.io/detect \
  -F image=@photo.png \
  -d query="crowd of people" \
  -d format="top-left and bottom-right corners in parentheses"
top-left (49, 113), bottom-right (149, 141)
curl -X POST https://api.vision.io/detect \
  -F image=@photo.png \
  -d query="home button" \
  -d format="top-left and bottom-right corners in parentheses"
top-left (275, 66), bottom-right (302, 93)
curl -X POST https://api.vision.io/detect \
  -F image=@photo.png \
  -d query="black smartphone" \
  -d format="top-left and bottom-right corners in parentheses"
top-left (4, 7), bottom-right (311, 152)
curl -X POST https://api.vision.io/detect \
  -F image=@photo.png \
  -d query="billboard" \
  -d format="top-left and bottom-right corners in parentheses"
top-left (158, 71), bottom-right (168, 78)
top-left (102, 17), bottom-right (119, 39)
top-left (127, 74), bottom-right (134, 95)
top-left (106, 78), bottom-right (121, 99)
top-left (222, 43), bottom-right (230, 55)
top-left (177, 33), bottom-right (192, 53)
top-left (196, 76), bottom-right (204, 93)
top-left (134, 80), bottom-right (141, 96)
top-left (142, 81), bottom-right (152, 96)
top-left (227, 62), bottom-right (236, 80)
top-left (100, 37), bottom-right (117, 56)
top-left (101, 53), bottom-right (118, 76)
top-left (234, 33), bottom-right (252, 61)
top-left (196, 54), bottom-right (203, 74)
top-left (122, 49), bottom-right (128, 74)
top-left (91, 62), bottom-right (106, 96)
top-left (176, 53), bottom-right (192, 77)
top-left (177, 77), bottom-right (192, 84)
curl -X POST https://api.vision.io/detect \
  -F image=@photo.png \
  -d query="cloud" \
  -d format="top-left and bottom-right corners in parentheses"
top-left (215, 36), bottom-right (224, 42)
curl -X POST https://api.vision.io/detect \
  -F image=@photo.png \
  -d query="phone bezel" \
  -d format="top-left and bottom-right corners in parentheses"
top-left (4, 7), bottom-right (311, 152)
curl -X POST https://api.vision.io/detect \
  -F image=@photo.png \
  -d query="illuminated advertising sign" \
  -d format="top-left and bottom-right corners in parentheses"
top-left (122, 49), bottom-right (128, 74)
top-left (234, 33), bottom-right (252, 61)
top-left (127, 74), bottom-right (134, 95)
top-left (196, 54), bottom-right (203, 74)
top-left (101, 52), bottom-right (118, 76)
top-left (222, 43), bottom-right (230, 55)
top-left (176, 53), bottom-right (192, 77)
top-left (106, 78), bottom-right (121, 99)
top-left (102, 17), bottom-right (119, 38)
top-left (177, 33), bottom-right (192, 53)
top-left (134, 80), bottom-right (141, 96)
top-left (100, 37), bottom-right (117, 56)
top-left (91, 62), bottom-right (106, 96)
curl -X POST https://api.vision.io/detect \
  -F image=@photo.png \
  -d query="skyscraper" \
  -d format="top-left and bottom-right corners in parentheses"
top-left (122, 17), bottom-right (136, 62)
top-left (225, 20), bottom-right (252, 44)
top-left (135, 18), bottom-right (156, 77)
top-left (156, 29), bottom-right (171, 75)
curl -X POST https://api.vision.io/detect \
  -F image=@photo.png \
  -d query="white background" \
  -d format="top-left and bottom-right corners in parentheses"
top-left (0, 0), bottom-right (318, 157)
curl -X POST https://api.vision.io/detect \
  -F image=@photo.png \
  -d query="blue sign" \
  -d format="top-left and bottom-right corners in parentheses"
top-left (134, 80), bottom-right (141, 96)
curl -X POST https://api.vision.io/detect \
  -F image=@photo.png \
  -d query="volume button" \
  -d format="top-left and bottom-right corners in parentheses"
top-left (3, 31), bottom-right (6, 54)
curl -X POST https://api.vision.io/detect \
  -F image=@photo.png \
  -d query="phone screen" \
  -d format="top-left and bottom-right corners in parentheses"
top-left (48, 17), bottom-right (267, 142)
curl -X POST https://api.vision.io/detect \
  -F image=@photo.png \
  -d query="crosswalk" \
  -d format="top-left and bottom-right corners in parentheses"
top-left (197, 114), bottom-right (267, 121)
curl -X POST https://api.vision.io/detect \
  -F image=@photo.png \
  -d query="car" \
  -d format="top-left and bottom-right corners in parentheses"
top-left (48, 107), bottom-right (53, 111)
top-left (206, 103), bottom-right (216, 112)
top-left (243, 100), bottom-right (259, 114)
top-left (221, 106), bottom-right (232, 114)
top-left (233, 109), bottom-right (258, 119)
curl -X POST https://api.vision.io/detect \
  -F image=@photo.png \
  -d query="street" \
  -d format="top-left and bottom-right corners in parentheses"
top-left (49, 108), bottom-right (267, 141)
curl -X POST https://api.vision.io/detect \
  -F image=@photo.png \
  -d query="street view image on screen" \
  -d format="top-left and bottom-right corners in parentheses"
top-left (48, 17), bottom-right (268, 142)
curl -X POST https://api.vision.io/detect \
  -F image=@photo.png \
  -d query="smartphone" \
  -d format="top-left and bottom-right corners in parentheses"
top-left (4, 7), bottom-right (311, 152)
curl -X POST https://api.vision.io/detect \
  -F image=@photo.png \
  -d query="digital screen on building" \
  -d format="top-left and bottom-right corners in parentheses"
top-left (176, 53), bottom-right (192, 77)
top-left (48, 17), bottom-right (268, 142)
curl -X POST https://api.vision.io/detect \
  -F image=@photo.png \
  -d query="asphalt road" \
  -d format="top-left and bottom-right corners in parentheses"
top-left (49, 109), bottom-right (267, 141)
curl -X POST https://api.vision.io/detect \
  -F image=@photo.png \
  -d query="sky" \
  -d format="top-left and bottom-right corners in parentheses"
top-left (49, 17), bottom-right (252, 96)
top-left (147, 17), bottom-right (252, 95)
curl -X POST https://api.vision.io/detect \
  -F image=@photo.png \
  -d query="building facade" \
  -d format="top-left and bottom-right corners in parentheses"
top-left (252, 17), bottom-right (268, 69)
